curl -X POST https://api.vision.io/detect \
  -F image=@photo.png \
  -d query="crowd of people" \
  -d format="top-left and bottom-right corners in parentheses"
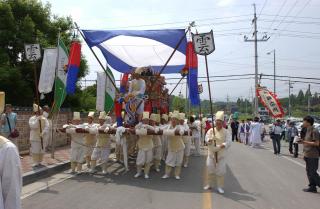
top-left (0, 102), bottom-right (319, 209)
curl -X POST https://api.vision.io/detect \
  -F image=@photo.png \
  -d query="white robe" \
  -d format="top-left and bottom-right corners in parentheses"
top-left (249, 122), bottom-right (262, 146)
top-left (205, 128), bottom-right (231, 176)
top-left (0, 137), bottom-right (22, 209)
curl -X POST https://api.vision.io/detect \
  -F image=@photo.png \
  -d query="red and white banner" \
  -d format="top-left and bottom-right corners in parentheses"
top-left (257, 86), bottom-right (284, 118)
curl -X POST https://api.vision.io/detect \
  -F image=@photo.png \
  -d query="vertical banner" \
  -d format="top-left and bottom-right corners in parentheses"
top-left (96, 72), bottom-right (106, 111)
top-left (0, 92), bottom-right (5, 113)
top-left (51, 39), bottom-right (68, 116)
top-left (96, 68), bottom-right (116, 113)
top-left (38, 48), bottom-right (57, 94)
top-left (66, 41), bottom-right (81, 94)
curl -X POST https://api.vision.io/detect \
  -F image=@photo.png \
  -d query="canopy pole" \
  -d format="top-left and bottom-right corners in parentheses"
top-left (74, 22), bottom-right (119, 93)
top-left (169, 76), bottom-right (185, 96)
top-left (158, 21), bottom-right (194, 75)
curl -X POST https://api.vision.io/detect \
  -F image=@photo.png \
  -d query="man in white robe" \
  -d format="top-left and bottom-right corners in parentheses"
top-left (29, 104), bottom-right (49, 167)
top-left (249, 117), bottom-right (262, 148)
top-left (204, 111), bottom-right (232, 194)
top-left (0, 135), bottom-right (22, 209)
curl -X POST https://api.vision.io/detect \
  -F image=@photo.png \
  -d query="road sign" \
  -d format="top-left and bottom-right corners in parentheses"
top-left (192, 30), bottom-right (215, 55)
top-left (25, 44), bottom-right (41, 61)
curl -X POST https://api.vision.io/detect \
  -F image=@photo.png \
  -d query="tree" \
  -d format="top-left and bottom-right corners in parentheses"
top-left (0, 0), bottom-right (88, 107)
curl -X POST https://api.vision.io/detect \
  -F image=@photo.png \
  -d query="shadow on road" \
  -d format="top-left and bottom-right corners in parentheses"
top-left (69, 155), bottom-right (207, 194)
top-left (224, 166), bottom-right (257, 204)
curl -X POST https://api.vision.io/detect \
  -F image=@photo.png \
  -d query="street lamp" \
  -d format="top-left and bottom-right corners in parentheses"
top-left (267, 49), bottom-right (276, 94)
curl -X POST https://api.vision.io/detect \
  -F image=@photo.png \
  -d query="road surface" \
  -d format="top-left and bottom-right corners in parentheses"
top-left (22, 140), bottom-right (319, 209)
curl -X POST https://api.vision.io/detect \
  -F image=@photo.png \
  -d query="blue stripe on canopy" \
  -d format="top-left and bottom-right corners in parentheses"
top-left (82, 29), bottom-right (187, 74)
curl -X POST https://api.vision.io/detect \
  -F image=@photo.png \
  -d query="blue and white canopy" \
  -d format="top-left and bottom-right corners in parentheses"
top-left (82, 29), bottom-right (187, 74)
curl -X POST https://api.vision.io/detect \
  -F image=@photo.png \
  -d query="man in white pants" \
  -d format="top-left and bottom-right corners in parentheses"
top-left (29, 104), bottom-right (49, 167)
top-left (83, 111), bottom-right (97, 168)
top-left (90, 112), bottom-right (113, 174)
top-left (179, 113), bottom-right (191, 168)
top-left (160, 114), bottom-right (169, 161)
top-left (162, 111), bottom-right (185, 180)
top-left (204, 111), bottom-right (232, 194)
top-left (150, 113), bottom-right (162, 172)
top-left (0, 135), bottom-right (22, 209)
top-left (189, 116), bottom-right (201, 156)
top-left (134, 112), bottom-right (155, 179)
top-left (64, 112), bottom-right (86, 174)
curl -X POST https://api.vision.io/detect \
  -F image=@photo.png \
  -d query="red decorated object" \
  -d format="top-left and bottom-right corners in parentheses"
top-left (256, 86), bottom-right (284, 118)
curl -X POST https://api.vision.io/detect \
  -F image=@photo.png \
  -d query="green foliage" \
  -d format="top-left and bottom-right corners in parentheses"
top-left (0, 0), bottom-right (88, 107)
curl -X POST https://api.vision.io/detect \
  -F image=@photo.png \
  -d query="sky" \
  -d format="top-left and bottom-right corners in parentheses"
top-left (42, 0), bottom-right (320, 102)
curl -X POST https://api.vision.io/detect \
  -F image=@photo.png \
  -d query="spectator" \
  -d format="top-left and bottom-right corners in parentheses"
top-left (287, 122), bottom-right (299, 158)
top-left (298, 116), bottom-right (320, 193)
top-left (0, 135), bottom-right (22, 209)
top-left (230, 119), bottom-right (239, 142)
top-left (42, 105), bottom-right (52, 151)
top-left (0, 104), bottom-right (22, 159)
top-left (271, 119), bottom-right (283, 155)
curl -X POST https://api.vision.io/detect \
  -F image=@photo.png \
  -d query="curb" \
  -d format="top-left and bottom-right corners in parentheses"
top-left (22, 160), bottom-right (70, 186)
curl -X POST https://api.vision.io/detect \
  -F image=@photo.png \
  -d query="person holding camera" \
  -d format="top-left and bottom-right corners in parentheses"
top-left (298, 116), bottom-right (320, 193)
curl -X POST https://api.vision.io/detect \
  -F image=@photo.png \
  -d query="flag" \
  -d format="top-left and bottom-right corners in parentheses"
top-left (184, 42), bottom-right (200, 106)
top-left (81, 29), bottom-right (187, 74)
top-left (38, 48), bottom-right (57, 94)
top-left (96, 68), bottom-right (116, 113)
top-left (66, 41), bottom-right (81, 94)
top-left (120, 73), bottom-right (129, 94)
top-left (51, 39), bottom-right (68, 116)
top-left (257, 86), bottom-right (284, 118)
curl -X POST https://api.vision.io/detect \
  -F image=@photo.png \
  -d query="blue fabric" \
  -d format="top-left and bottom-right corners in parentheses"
top-left (187, 68), bottom-right (200, 106)
top-left (1, 112), bottom-right (17, 133)
top-left (82, 29), bottom-right (187, 74)
top-left (116, 117), bottom-right (123, 127)
top-left (66, 65), bottom-right (79, 94)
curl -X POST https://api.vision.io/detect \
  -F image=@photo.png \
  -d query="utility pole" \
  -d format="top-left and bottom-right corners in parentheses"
top-left (244, 3), bottom-right (270, 115)
top-left (267, 49), bottom-right (276, 94)
top-left (288, 80), bottom-right (293, 117)
top-left (308, 84), bottom-right (311, 114)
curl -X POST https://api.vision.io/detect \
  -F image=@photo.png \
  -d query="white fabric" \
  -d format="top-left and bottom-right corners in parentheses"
top-left (91, 147), bottom-right (110, 163)
top-left (38, 48), bottom-right (57, 94)
top-left (205, 128), bottom-right (232, 176)
top-left (165, 150), bottom-right (184, 167)
top-left (29, 116), bottom-right (49, 142)
top-left (153, 146), bottom-right (162, 160)
top-left (249, 122), bottom-right (262, 145)
top-left (66, 125), bottom-right (87, 163)
top-left (100, 35), bottom-right (185, 67)
top-left (183, 138), bottom-right (191, 157)
top-left (193, 136), bottom-right (201, 155)
top-left (0, 140), bottom-right (22, 209)
top-left (190, 121), bottom-right (200, 138)
top-left (136, 149), bottom-right (153, 165)
top-left (30, 141), bottom-right (45, 154)
top-left (96, 72), bottom-right (107, 112)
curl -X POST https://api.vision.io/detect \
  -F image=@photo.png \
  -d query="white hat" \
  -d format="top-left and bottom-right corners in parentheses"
top-left (88, 111), bottom-right (95, 118)
top-left (161, 114), bottom-right (168, 121)
top-left (155, 114), bottom-right (160, 123)
top-left (150, 113), bottom-right (157, 122)
top-left (179, 113), bottom-right (185, 121)
top-left (134, 67), bottom-right (144, 75)
top-left (73, 112), bottom-right (81, 120)
top-left (215, 111), bottom-right (224, 121)
top-left (171, 111), bottom-right (180, 119)
top-left (0, 92), bottom-right (5, 113)
top-left (33, 103), bottom-right (42, 112)
top-left (98, 111), bottom-right (106, 120)
top-left (142, 111), bottom-right (150, 120)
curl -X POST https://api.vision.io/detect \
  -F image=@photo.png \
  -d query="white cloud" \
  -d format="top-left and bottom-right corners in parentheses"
top-left (217, 0), bottom-right (235, 7)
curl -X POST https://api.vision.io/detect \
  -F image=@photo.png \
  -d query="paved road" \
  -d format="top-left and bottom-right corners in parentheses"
top-left (22, 140), bottom-right (319, 209)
